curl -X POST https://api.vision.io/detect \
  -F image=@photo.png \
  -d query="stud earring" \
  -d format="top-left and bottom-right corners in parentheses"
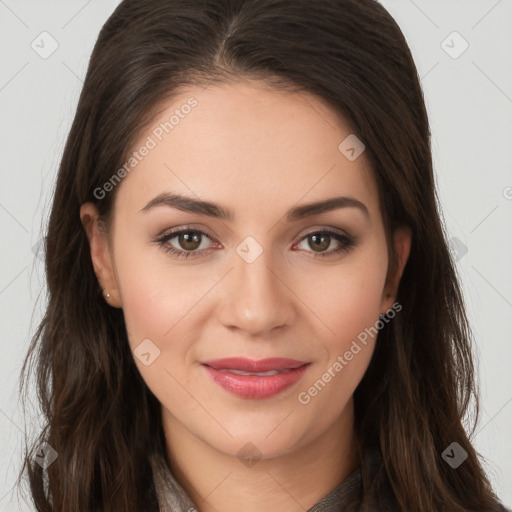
top-left (100, 286), bottom-right (110, 299)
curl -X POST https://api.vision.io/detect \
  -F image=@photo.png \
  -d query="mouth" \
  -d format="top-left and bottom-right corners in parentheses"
top-left (200, 358), bottom-right (311, 399)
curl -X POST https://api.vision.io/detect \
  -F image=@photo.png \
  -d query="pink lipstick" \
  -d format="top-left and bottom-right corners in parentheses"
top-left (200, 357), bottom-right (310, 399)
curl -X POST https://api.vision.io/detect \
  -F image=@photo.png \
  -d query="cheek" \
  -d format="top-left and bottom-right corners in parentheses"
top-left (294, 266), bottom-right (386, 427)
top-left (296, 251), bottom-right (388, 347)
top-left (114, 234), bottom-right (206, 345)
top-left (115, 255), bottom-right (202, 407)
top-left (292, 243), bottom-right (388, 405)
top-left (113, 241), bottom-right (222, 405)
top-left (118, 265), bottom-right (180, 346)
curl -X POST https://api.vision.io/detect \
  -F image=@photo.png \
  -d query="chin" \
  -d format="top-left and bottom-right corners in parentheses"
top-left (198, 414), bottom-right (317, 462)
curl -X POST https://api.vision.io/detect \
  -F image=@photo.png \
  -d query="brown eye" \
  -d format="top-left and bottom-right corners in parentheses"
top-left (307, 233), bottom-right (331, 252)
top-left (177, 231), bottom-right (203, 251)
top-left (296, 229), bottom-right (356, 258)
top-left (155, 229), bottom-right (217, 259)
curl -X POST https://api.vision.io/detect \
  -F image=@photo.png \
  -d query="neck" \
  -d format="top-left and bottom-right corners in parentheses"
top-left (161, 401), bottom-right (358, 512)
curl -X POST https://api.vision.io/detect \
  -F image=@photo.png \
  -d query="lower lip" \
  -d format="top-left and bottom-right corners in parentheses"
top-left (201, 364), bottom-right (310, 399)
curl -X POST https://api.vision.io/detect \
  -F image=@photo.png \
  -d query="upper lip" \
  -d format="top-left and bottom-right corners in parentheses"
top-left (201, 358), bottom-right (309, 372)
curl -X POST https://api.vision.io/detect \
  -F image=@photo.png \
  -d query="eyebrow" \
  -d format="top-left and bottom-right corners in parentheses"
top-left (139, 192), bottom-right (369, 222)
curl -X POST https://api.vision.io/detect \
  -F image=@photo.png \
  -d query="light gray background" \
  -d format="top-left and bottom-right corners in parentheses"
top-left (1, 0), bottom-right (511, 509)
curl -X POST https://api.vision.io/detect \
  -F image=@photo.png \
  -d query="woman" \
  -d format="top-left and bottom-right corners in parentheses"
top-left (19, 0), bottom-right (510, 511)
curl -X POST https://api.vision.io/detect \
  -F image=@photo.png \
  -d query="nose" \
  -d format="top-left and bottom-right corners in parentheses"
top-left (216, 246), bottom-right (297, 338)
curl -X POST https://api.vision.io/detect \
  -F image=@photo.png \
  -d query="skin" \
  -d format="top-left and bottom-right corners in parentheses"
top-left (81, 79), bottom-right (411, 512)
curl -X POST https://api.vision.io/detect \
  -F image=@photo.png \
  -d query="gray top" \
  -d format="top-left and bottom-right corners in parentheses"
top-left (150, 448), bottom-right (387, 512)
top-left (150, 448), bottom-right (512, 512)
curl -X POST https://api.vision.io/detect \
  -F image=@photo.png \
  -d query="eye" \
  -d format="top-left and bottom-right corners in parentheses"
top-left (295, 229), bottom-right (356, 258)
top-left (154, 228), bottom-right (219, 259)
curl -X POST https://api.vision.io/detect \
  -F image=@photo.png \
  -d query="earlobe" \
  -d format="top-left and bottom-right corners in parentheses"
top-left (80, 203), bottom-right (122, 308)
top-left (381, 225), bottom-right (412, 314)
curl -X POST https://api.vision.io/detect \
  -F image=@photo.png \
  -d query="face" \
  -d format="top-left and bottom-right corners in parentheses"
top-left (81, 80), bottom-right (411, 461)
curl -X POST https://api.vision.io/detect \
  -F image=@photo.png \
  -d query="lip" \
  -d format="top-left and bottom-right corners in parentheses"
top-left (200, 358), bottom-right (311, 399)
top-left (201, 357), bottom-right (308, 372)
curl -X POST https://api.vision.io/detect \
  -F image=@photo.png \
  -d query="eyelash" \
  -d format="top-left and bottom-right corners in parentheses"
top-left (153, 226), bottom-right (357, 260)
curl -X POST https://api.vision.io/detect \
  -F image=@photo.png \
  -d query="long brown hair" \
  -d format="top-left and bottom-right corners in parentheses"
top-left (19, 0), bottom-right (505, 510)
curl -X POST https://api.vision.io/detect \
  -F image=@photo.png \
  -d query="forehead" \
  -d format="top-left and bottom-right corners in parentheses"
top-left (114, 80), bottom-right (381, 223)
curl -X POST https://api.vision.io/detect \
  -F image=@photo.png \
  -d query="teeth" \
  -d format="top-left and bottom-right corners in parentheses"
top-left (220, 369), bottom-right (285, 376)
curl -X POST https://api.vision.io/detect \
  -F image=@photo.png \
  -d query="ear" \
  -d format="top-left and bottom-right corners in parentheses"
top-left (80, 203), bottom-right (122, 308)
top-left (380, 225), bottom-right (412, 315)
